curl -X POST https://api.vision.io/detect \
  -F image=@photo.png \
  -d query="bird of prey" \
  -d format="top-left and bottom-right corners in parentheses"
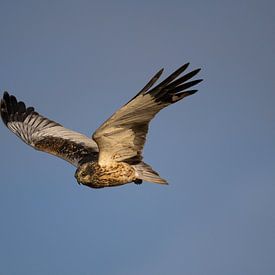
top-left (1, 63), bottom-right (202, 189)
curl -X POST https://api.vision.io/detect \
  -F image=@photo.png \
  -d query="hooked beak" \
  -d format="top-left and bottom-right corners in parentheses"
top-left (74, 170), bottom-right (81, 185)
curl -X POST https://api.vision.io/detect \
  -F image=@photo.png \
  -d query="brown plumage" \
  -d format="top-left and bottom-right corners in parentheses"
top-left (0, 63), bottom-right (202, 189)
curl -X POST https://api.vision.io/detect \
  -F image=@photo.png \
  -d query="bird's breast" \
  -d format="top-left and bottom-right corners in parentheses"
top-left (83, 162), bottom-right (136, 188)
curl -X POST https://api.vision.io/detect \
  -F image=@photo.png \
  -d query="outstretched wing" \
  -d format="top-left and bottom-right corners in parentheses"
top-left (92, 63), bottom-right (202, 165)
top-left (1, 92), bottom-right (98, 166)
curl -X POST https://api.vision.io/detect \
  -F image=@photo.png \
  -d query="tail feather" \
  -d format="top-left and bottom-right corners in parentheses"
top-left (133, 162), bottom-right (168, 185)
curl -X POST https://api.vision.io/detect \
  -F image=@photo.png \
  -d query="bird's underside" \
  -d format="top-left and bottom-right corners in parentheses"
top-left (0, 63), bottom-right (202, 189)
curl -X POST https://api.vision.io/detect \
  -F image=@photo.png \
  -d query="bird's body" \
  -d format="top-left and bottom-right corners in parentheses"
top-left (75, 162), bottom-right (137, 188)
top-left (1, 63), bottom-right (202, 189)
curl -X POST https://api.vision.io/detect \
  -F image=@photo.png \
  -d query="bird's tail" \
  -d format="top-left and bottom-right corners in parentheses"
top-left (133, 162), bottom-right (168, 185)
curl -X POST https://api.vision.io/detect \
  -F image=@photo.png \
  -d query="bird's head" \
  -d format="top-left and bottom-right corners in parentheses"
top-left (74, 162), bottom-right (95, 185)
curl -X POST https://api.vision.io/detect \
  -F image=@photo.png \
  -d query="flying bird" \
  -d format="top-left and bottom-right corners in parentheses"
top-left (1, 63), bottom-right (202, 188)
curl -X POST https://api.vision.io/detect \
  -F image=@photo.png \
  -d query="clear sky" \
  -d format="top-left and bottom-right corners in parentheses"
top-left (0, 0), bottom-right (274, 274)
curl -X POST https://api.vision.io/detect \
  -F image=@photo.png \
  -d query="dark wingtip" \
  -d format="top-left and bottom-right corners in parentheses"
top-left (172, 89), bottom-right (198, 102)
top-left (196, 78), bottom-right (203, 84)
top-left (179, 62), bottom-right (190, 73)
top-left (3, 91), bottom-right (10, 98)
top-left (170, 78), bottom-right (203, 94)
top-left (1, 92), bottom-right (10, 125)
top-left (195, 67), bottom-right (201, 72)
top-left (1, 92), bottom-right (35, 125)
top-left (196, 79), bottom-right (203, 86)
top-left (186, 89), bottom-right (198, 95)
top-left (180, 62), bottom-right (190, 69)
top-left (192, 68), bottom-right (201, 76)
top-left (157, 68), bottom-right (164, 76)
top-left (133, 67), bottom-right (165, 100)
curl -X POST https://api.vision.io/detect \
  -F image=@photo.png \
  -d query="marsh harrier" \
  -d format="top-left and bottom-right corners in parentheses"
top-left (1, 63), bottom-right (202, 188)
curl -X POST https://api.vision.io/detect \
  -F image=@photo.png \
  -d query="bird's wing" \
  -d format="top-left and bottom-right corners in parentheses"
top-left (1, 92), bottom-right (98, 166)
top-left (92, 63), bottom-right (202, 165)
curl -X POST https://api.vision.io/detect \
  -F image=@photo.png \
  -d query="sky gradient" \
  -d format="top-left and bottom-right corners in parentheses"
top-left (0, 1), bottom-right (274, 274)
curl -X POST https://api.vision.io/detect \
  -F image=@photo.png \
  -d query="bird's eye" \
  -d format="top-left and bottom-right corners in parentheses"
top-left (81, 172), bottom-right (88, 177)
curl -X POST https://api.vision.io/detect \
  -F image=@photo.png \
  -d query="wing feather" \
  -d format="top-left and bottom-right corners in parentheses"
top-left (92, 63), bottom-right (202, 165)
top-left (1, 92), bottom-right (98, 166)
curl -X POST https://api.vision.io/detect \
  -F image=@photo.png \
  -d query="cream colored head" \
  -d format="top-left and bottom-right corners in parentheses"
top-left (74, 162), bottom-right (95, 185)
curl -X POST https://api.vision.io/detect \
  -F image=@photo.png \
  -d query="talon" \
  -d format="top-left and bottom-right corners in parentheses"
top-left (134, 179), bottom-right (143, 185)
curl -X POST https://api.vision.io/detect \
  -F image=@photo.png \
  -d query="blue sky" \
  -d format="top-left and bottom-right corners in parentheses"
top-left (0, 0), bottom-right (274, 274)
